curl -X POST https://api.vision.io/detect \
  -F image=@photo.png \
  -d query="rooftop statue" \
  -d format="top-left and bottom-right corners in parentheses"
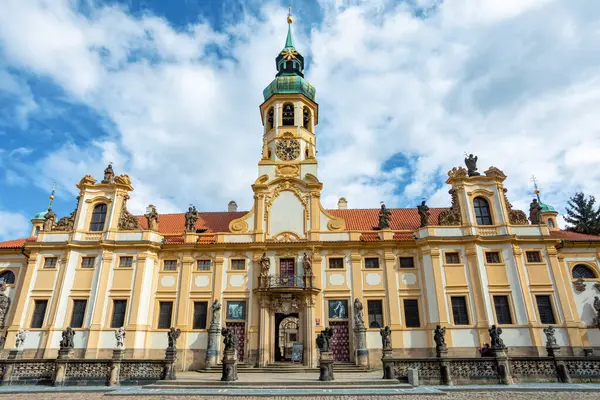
top-left (378, 204), bottom-right (392, 230)
top-left (101, 163), bottom-right (115, 184)
top-left (417, 200), bottom-right (430, 227)
top-left (185, 205), bottom-right (198, 232)
top-left (529, 198), bottom-right (543, 224)
top-left (465, 154), bottom-right (480, 177)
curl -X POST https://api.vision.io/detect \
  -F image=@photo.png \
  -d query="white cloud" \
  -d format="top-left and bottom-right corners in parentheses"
top-left (0, 211), bottom-right (30, 240)
top-left (0, 0), bottom-right (599, 225)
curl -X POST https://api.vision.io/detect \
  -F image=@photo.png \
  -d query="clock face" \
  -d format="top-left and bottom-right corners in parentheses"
top-left (276, 139), bottom-right (300, 161)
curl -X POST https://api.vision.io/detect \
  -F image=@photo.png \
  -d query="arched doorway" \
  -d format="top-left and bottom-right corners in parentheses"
top-left (275, 313), bottom-right (299, 361)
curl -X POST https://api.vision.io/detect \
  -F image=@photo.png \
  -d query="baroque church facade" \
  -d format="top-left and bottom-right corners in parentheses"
top-left (1, 15), bottom-right (600, 371)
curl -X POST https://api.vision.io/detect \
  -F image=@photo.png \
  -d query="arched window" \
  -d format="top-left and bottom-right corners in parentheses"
top-left (34, 226), bottom-right (40, 236)
top-left (89, 203), bottom-right (108, 231)
top-left (266, 107), bottom-right (274, 131)
top-left (572, 264), bottom-right (596, 279)
top-left (473, 197), bottom-right (493, 225)
top-left (0, 271), bottom-right (15, 284)
top-left (303, 107), bottom-right (311, 130)
top-left (548, 218), bottom-right (555, 228)
top-left (282, 103), bottom-right (294, 126)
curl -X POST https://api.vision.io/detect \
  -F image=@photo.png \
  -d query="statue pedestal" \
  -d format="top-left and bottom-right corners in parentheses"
top-left (221, 350), bottom-right (238, 382)
top-left (318, 351), bottom-right (334, 381)
top-left (57, 348), bottom-right (73, 360)
top-left (109, 349), bottom-right (124, 386)
top-left (491, 348), bottom-right (513, 385)
top-left (164, 347), bottom-right (177, 380)
top-left (7, 349), bottom-right (22, 360)
top-left (205, 324), bottom-right (220, 368)
top-left (381, 349), bottom-right (394, 380)
top-left (546, 345), bottom-right (561, 357)
top-left (436, 348), bottom-right (452, 386)
top-left (354, 326), bottom-right (368, 367)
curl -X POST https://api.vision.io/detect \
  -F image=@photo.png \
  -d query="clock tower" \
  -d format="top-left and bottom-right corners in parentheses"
top-left (229, 10), bottom-right (345, 241)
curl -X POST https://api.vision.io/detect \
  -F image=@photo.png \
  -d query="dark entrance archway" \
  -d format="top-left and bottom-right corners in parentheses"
top-left (274, 312), bottom-right (299, 361)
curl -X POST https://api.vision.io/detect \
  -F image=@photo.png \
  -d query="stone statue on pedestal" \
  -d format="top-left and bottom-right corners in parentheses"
top-left (418, 201), bottom-right (430, 227)
top-left (59, 327), bottom-right (75, 350)
top-left (489, 325), bottom-right (506, 350)
top-left (529, 198), bottom-right (543, 224)
top-left (0, 283), bottom-right (10, 329)
top-left (101, 163), bottom-right (115, 184)
top-left (15, 330), bottom-right (27, 349)
top-left (211, 300), bottom-right (221, 325)
top-left (543, 326), bottom-right (557, 347)
top-left (353, 298), bottom-right (364, 328)
top-left (380, 326), bottom-right (392, 350)
top-left (302, 252), bottom-right (313, 277)
top-left (378, 204), bottom-right (392, 230)
top-left (167, 327), bottom-right (181, 350)
top-left (316, 328), bottom-right (333, 352)
top-left (184, 205), bottom-right (198, 232)
top-left (144, 205), bottom-right (159, 231)
top-left (115, 327), bottom-right (126, 349)
top-left (464, 154), bottom-right (480, 177)
top-left (259, 252), bottom-right (270, 277)
top-left (43, 209), bottom-right (56, 232)
top-left (434, 325), bottom-right (447, 353)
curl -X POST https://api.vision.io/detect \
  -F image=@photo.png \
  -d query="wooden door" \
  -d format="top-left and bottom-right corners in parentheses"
top-left (329, 321), bottom-right (350, 362)
top-left (280, 258), bottom-right (295, 278)
top-left (226, 322), bottom-right (246, 361)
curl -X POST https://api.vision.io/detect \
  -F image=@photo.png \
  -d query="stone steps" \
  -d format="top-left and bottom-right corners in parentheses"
top-left (144, 380), bottom-right (408, 389)
top-left (197, 362), bottom-right (370, 374)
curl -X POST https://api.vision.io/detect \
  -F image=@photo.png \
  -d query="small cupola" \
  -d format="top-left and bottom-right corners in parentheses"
top-left (337, 197), bottom-right (348, 210)
top-left (228, 201), bottom-right (238, 212)
top-left (534, 182), bottom-right (559, 231)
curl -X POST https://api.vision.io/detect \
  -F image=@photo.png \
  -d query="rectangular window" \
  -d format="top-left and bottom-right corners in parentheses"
top-left (399, 257), bottom-right (415, 269)
top-left (158, 302), bottom-right (173, 329)
top-left (43, 257), bottom-right (58, 269)
top-left (526, 251), bottom-right (542, 263)
top-left (231, 259), bottom-right (246, 271)
top-left (536, 295), bottom-right (556, 324)
top-left (30, 300), bottom-right (48, 328)
top-left (451, 296), bottom-right (469, 325)
top-left (81, 257), bottom-right (95, 268)
top-left (485, 252), bottom-right (501, 264)
top-left (164, 260), bottom-right (177, 271)
top-left (403, 299), bottom-right (421, 328)
top-left (70, 299), bottom-right (87, 328)
top-left (445, 252), bottom-right (460, 264)
top-left (365, 258), bottom-right (380, 269)
top-left (328, 258), bottom-right (344, 269)
top-left (367, 300), bottom-right (384, 328)
top-left (111, 300), bottom-right (127, 328)
top-left (197, 260), bottom-right (211, 271)
top-left (494, 296), bottom-right (513, 325)
top-left (193, 302), bottom-right (208, 329)
top-left (119, 256), bottom-right (133, 268)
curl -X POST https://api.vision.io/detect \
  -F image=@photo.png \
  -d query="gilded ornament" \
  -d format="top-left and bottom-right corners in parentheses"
top-left (275, 164), bottom-right (300, 178)
top-left (275, 139), bottom-right (300, 161)
top-left (281, 48), bottom-right (299, 60)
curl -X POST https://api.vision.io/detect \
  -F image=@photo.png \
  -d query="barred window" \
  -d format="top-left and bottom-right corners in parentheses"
top-left (367, 300), bottom-right (383, 328)
top-left (89, 203), bottom-right (107, 231)
top-left (81, 257), bottom-right (95, 268)
top-left (119, 256), bottom-right (133, 268)
top-left (572, 264), bottom-right (596, 279)
top-left (365, 258), bottom-right (380, 269)
top-left (70, 299), bottom-right (87, 328)
top-left (31, 300), bottom-right (48, 329)
top-left (526, 251), bottom-right (542, 263)
top-left (164, 260), bottom-right (177, 271)
top-left (231, 259), bottom-right (246, 270)
top-left (494, 296), bottom-right (513, 325)
top-left (403, 299), bottom-right (421, 328)
top-left (197, 260), bottom-right (211, 271)
top-left (399, 257), bottom-right (415, 269)
top-left (536, 295), bottom-right (556, 324)
top-left (328, 258), bottom-right (344, 269)
top-left (111, 300), bottom-right (127, 328)
top-left (0, 271), bottom-right (15, 284)
top-left (445, 252), bottom-right (460, 264)
top-left (474, 197), bottom-right (493, 225)
top-left (44, 257), bottom-right (58, 269)
top-left (193, 302), bottom-right (208, 329)
top-left (451, 296), bottom-right (469, 325)
top-left (158, 302), bottom-right (173, 329)
top-left (485, 252), bottom-right (501, 264)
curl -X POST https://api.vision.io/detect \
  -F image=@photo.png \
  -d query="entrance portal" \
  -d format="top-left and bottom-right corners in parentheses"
top-left (275, 313), bottom-right (299, 361)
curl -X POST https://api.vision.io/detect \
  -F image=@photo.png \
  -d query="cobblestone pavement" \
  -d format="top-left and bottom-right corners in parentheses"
top-left (1, 392), bottom-right (600, 399)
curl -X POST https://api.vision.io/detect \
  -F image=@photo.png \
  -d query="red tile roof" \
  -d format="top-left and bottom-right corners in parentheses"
top-left (0, 238), bottom-right (33, 249)
top-left (550, 231), bottom-right (600, 242)
top-left (136, 211), bottom-right (247, 234)
top-left (328, 208), bottom-right (445, 231)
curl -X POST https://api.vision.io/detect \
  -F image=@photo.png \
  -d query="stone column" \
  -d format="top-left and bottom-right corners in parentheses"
top-left (54, 347), bottom-right (73, 386)
top-left (354, 326), bottom-right (368, 367)
top-left (221, 349), bottom-right (238, 382)
top-left (319, 351), bottom-right (334, 381)
top-left (491, 348), bottom-right (513, 385)
top-left (205, 324), bottom-right (221, 368)
top-left (304, 296), bottom-right (317, 368)
top-left (164, 347), bottom-right (177, 380)
top-left (108, 348), bottom-right (124, 386)
top-left (381, 348), bottom-right (394, 380)
top-left (258, 297), bottom-right (270, 367)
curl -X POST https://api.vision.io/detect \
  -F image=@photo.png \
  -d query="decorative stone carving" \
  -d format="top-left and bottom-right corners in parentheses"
top-left (595, 282), bottom-right (600, 292)
top-left (434, 325), bottom-right (447, 355)
top-left (78, 175), bottom-right (96, 187)
top-left (464, 154), bottom-right (480, 177)
top-left (593, 296), bottom-right (600, 327)
top-left (353, 298), bottom-right (364, 329)
top-left (59, 327), bottom-right (75, 350)
top-left (259, 252), bottom-right (270, 278)
top-left (114, 174), bottom-right (132, 185)
top-left (275, 164), bottom-right (300, 178)
top-left (489, 325), bottom-right (506, 350)
top-left (448, 166), bottom-right (468, 179)
top-left (438, 189), bottom-right (462, 226)
top-left (543, 325), bottom-right (559, 355)
top-left (167, 327), bottom-right (181, 350)
top-left (271, 294), bottom-right (301, 314)
top-left (417, 200), bottom-right (430, 227)
top-left (0, 283), bottom-right (10, 329)
top-left (43, 209), bottom-right (57, 232)
top-left (15, 329), bottom-right (27, 349)
top-left (118, 196), bottom-right (141, 230)
top-left (574, 278), bottom-right (586, 292)
top-left (115, 327), bottom-right (126, 349)
top-left (316, 328), bottom-right (333, 352)
top-left (378, 204), bottom-right (392, 230)
top-left (185, 205), bottom-right (198, 232)
top-left (144, 205), bottom-right (159, 231)
top-left (101, 163), bottom-right (115, 184)
top-left (302, 252), bottom-right (313, 277)
top-left (529, 198), bottom-right (543, 225)
top-left (221, 327), bottom-right (237, 352)
top-left (502, 189), bottom-right (528, 225)
top-left (380, 326), bottom-right (392, 350)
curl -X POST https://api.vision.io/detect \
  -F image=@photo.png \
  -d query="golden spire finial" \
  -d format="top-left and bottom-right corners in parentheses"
top-left (48, 182), bottom-right (56, 209)
top-left (287, 6), bottom-right (293, 24)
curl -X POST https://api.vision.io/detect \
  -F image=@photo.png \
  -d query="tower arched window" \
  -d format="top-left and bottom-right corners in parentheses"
top-left (473, 197), bottom-right (493, 225)
top-left (572, 264), bottom-right (596, 279)
top-left (282, 103), bottom-right (294, 126)
top-left (548, 218), bottom-right (555, 228)
top-left (266, 107), bottom-right (274, 131)
top-left (0, 270), bottom-right (15, 284)
top-left (89, 203), bottom-right (108, 231)
top-left (303, 107), bottom-right (311, 130)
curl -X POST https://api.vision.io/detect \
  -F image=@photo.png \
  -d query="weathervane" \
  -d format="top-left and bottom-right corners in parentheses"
top-left (48, 182), bottom-right (56, 209)
top-left (531, 175), bottom-right (541, 201)
top-left (287, 6), bottom-right (293, 24)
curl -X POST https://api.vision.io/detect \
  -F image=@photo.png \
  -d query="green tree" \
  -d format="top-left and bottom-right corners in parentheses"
top-left (564, 192), bottom-right (600, 235)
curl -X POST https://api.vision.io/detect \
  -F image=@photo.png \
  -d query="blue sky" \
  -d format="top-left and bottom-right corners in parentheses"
top-left (0, 0), bottom-right (599, 240)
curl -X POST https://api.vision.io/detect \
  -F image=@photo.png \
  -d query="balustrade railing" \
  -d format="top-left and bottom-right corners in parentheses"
top-left (259, 274), bottom-right (313, 289)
